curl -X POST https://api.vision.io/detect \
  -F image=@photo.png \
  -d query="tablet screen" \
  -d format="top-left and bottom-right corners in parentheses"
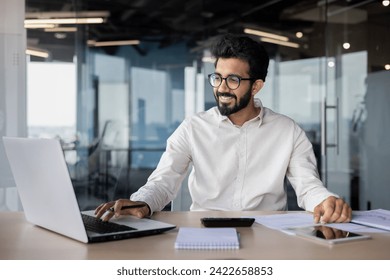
top-left (288, 225), bottom-right (371, 244)
top-left (310, 225), bottom-right (360, 240)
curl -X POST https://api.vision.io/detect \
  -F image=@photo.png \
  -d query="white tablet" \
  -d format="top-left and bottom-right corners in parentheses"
top-left (288, 225), bottom-right (371, 245)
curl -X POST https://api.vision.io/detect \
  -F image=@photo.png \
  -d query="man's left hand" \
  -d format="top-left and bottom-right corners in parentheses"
top-left (313, 196), bottom-right (352, 223)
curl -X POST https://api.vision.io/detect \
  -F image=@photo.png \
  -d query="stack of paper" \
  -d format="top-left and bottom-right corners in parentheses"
top-left (174, 227), bottom-right (240, 250)
top-left (351, 209), bottom-right (390, 231)
top-left (253, 209), bottom-right (390, 233)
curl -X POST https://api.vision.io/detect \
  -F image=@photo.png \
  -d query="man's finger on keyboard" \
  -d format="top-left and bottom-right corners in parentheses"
top-left (101, 211), bottom-right (115, 222)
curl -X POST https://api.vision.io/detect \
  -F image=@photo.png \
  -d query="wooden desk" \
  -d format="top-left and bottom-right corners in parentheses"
top-left (1, 211), bottom-right (389, 260)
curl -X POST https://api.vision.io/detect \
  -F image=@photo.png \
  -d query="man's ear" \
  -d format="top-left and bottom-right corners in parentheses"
top-left (251, 79), bottom-right (264, 96)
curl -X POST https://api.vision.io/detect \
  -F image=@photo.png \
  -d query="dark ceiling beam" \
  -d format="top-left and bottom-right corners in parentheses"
top-left (240, 0), bottom-right (284, 17)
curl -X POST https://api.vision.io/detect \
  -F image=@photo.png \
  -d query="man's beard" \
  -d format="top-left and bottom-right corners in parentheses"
top-left (215, 89), bottom-right (252, 116)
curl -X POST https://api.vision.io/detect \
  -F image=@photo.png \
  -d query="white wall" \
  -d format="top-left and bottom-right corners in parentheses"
top-left (0, 0), bottom-right (26, 211)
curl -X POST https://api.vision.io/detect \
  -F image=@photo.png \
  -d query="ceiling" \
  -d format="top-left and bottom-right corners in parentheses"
top-left (25, 0), bottom-right (388, 61)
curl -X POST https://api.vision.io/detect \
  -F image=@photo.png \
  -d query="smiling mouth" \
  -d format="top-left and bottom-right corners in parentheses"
top-left (217, 92), bottom-right (236, 103)
top-left (219, 95), bottom-right (235, 103)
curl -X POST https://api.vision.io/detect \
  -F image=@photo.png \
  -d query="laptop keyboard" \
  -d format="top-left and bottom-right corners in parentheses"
top-left (82, 214), bottom-right (136, 234)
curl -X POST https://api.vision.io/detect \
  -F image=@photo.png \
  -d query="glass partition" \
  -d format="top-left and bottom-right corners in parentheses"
top-left (324, 0), bottom-right (390, 210)
top-left (19, 0), bottom-right (390, 212)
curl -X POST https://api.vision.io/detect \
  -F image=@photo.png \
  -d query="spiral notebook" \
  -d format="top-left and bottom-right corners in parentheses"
top-left (174, 227), bottom-right (240, 250)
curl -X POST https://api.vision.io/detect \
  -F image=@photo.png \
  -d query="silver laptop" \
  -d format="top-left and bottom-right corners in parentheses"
top-left (2, 137), bottom-right (175, 243)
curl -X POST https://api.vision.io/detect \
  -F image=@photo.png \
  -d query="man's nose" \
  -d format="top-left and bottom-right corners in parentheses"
top-left (219, 78), bottom-right (230, 91)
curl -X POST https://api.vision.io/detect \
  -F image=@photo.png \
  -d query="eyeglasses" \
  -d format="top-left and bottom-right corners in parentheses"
top-left (208, 73), bottom-right (256, 90)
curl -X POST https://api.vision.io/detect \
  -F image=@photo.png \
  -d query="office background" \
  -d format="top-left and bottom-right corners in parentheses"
top-left (1, 0), bottom-right (389, 212)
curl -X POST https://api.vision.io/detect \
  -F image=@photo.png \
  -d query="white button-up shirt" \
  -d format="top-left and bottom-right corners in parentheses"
top-left (131, 99), bottom-right (336, 213)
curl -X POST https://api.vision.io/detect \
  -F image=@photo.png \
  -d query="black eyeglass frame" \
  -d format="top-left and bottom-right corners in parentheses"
top-left (207, 73), bottom-right (257, 90)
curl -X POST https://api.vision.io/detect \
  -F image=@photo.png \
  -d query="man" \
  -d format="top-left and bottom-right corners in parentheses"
top-left (95, 34), bottom-right (352, 224)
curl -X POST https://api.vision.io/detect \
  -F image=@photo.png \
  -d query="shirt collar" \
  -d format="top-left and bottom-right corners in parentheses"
top-left (254, 98), bottom-right (264, 127)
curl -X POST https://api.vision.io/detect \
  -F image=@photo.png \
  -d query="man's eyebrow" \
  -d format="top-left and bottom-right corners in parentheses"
top-left (214, 71), bottom-right (246, 77)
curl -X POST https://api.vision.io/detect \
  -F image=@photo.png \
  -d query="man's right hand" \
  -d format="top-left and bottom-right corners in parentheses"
top-left (94, 199), bottom-right (150, 221)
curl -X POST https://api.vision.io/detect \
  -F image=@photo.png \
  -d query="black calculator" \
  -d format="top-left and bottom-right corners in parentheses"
top-left (201, 217), bottom-right (255, 227)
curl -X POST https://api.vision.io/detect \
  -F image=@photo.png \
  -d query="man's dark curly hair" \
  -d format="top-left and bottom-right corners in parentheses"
top-left (210, 33), bottom-right (270, 81)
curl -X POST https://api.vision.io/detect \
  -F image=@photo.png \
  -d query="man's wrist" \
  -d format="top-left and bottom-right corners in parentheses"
top-left (135, 201), bottom-right (151, 216)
